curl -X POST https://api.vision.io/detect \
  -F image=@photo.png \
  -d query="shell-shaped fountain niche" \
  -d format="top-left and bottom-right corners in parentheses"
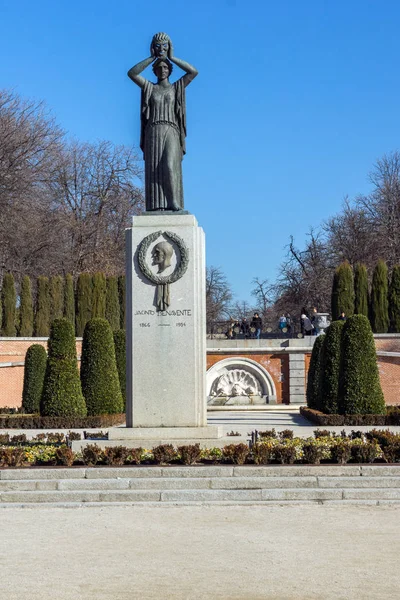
top-left (206, 358), bottom-right (277, 406)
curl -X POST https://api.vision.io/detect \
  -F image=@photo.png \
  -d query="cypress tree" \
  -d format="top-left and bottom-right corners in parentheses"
top-left (370, 260), bottom-right (389, 333)
top-left (106, 276), bottom-right (120, 331)
top-left (389, 265), bottom-right (400, 333)
top-left (331, 262), bottom-right (354, 321)
top-left (50, 275), bottom-right (64, 322)
top-left (118, 275), bottom-right (126, 329)
top-left (1, 273), bottom-right (17, 336)
top-left (22, 344), bottom-right (47, 413)
top-left (35, 276), bottom-right (51, 337)
top-left (306, 335), bottom-right (325, 410)
top-left (64, 274), bottom-right (75, 328)
top-left (91, 272), bottom-right (106, 318)
top-left (75, 273), bottom-right (93, 337)
top-left (320, 321), bottom-right (344, 414)
top-left (80, 318), bottom-right (124, 415)
top-left (19, 275), bottom-right (34, 337)
top-left (41, 318), bottom-right (87, 417)
top-left (354, 263), bottom-right (369, 317)
top-left (113, 329), bottom-right (126, 405)
top-left (339, 315), bottom-right (385, 415)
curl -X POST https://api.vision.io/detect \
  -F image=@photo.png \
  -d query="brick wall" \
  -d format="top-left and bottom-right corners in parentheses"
top-left (0, 336), bottom-right (398, 409)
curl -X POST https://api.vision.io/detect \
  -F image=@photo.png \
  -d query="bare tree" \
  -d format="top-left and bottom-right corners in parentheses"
top-left (251, 277), bottom-right (274, 317)
top-left (48, 140), bottom-right (144, 274)
top-left (206, 266), bottom-right (233, 330)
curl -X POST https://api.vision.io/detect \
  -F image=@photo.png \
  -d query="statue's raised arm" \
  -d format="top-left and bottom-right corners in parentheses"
top-left (127, 33), bottom-right (198, 212)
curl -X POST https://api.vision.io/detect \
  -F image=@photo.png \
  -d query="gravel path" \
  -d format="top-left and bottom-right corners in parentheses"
top-left (1, 503), bottom-right (399, 599)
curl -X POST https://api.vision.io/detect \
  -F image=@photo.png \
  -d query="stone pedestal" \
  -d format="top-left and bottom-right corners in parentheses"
top-left (125, 213), bottom-right (218, 435)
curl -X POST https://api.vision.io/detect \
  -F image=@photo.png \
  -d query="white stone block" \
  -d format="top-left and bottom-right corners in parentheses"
top-left (126, 214), bottom-right (206, 428)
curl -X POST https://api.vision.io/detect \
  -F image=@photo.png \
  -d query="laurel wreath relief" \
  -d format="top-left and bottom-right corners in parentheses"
top-left (137, 231), bottom-right (189, 311)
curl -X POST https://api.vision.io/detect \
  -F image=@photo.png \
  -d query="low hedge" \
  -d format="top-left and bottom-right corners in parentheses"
top-left (0, 413), bottom-right (125, 429)
top-left (300, 406), bottom-right (400, 426)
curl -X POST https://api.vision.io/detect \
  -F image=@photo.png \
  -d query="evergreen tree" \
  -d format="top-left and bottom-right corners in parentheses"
top-left (113, 329), bottom-right (126, 405)
top-left (389, 265), bottom-right (400, 333)
top-left (35, 276), bottom-right (51, 337)
top-left (41, 318), bottom-right (87, 416)
top-left (370, 260), bottom-right (389, 333)
top-left (118, 275), bottom-right (126, 329)
top-left (320, 321), bottom-right (344, 414)
top-left (106, 276), bottom-right (120, 331)
top-left (354, 263), bottom-right (368, 317)
top-left (19, 275), bottom-right (34, 337)
top-left (64, 274), bottom-right (75, 328)
top-left (80, 318), bottom-right (124, 415)
top-left (331, 262), bottom-right (354, 321)
top-left (339, 315), bottom-right (385, 415)
top-left (22, 344), bottom-right (47, 413)
top-left (50, 275), bottom-right (64, 322)
top-left (1, 273), bottom-right (17, 336)
top-left (91, 272), bottom-right (106, 318)
top-left (306, 335), bottom-right (325, 410)
top-left (75, 273), bottom-right (93, 337)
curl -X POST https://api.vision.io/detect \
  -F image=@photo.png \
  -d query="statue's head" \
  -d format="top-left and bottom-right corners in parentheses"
top-left (151, 241), bottom-right (174, 273)
top-left (151, 32), bottom-right (171, 59)
top-left (152, 58), bottom-right (173, 81)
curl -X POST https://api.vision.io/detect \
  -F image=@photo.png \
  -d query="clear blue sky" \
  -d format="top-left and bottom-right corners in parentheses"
top-left (1, 0), bottom-right (400, 304)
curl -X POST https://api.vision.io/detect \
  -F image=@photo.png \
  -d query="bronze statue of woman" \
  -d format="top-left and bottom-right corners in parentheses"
top-left (128, 33), bottom-right (198, 212)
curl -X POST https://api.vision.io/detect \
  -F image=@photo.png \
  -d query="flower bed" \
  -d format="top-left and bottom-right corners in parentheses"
top-left (1, 429), bottom-right (400, 467)
top-left (300, 406), bottom-right (400, 426)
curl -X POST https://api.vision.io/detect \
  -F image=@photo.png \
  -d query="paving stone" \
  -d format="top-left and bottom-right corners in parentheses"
top-left (0, 468), bottom-right (86, 480)
top-left (318, 476), bottom-right (400, 488)
top-left (210, 476), bottom-right (318, 489)
top-left (85, 467), bottom-right (162, 479)
top-left (98, 491), bottom-right (161, 502)
top-left (343, 488), bottom-right (400, 500)
top-left (261, 488), bottom-right (343, 501)
top-left (161, 489), bottom-right (262, 502)
top-left (233, 465), bottom-right (362, 477)
top-left (0, 480), bottom-right (37, 491)
top-left (161, 466), bottom-right (234, 478)
top-left (0, 491), bottom-right (101, 503)
top-left (58, 479), bottom-right (131, 490)
top-left (361, 465), bottom-right (400, 477)
top-left (129, 477), bottom-right (211, 490)
top-left (35, 481), bottom-right (58, 491)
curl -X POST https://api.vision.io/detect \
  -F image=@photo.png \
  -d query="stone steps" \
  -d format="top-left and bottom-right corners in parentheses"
top-left (0, 465), bottom-right (399, 505)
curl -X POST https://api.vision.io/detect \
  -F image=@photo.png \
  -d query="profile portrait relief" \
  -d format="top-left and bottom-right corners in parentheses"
top-left (151, 241), bottom-right (174, 274)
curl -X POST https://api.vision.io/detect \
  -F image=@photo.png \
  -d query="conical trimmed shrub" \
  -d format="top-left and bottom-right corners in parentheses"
top-left (50, 275), bottom-right (64, 322)
top-left (75, 273), bottom-right (93, 337)
top-left (306, 335), bottom-right (325, 410)
top-left (389, 265), bottom-right (400, 333)
top-left (35, 276), bottom-right (50, 337)
top-left (22, 344), bottom-right (47, 413)
top-left (1, 273), bottom-right (17, 336)
top-left (106, 276), bottom-right (120, 331)
top-left (331, 262), bottom-right (354, 321)
top-left (64, 274), bottom-right (75, 328)
top-left (80, 318), bottom-right (123, 415)
top-left (320, 321), bottom-right (344, 414)
top-left (113, 329), bottom-right (126, 405)
top-left (19, 275), bottom-right (34, 337)
top-left (370, 260), bottom-right (389, 333)
top-left (339, 315), bottom-right (385, 415)
top-left (41, 318), bottom-right (87, 417)
top-left (354, 263), bottom-right (368, 317)
top-left (118, 275), bottom-right (126, 329)
top-left (91, 273), bottom-right (106, 319)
